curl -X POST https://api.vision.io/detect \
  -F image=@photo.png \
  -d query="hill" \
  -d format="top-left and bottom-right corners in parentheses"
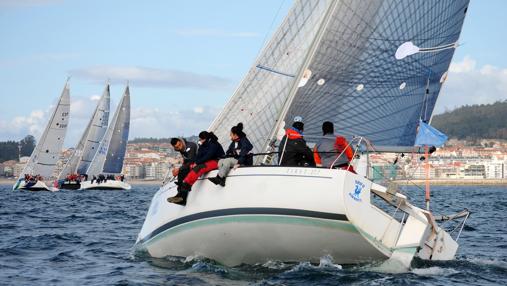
top-left (0, 135), bottom-right (36, 163)
top-left (432, 100), bottom-right (507, 140)
top-left (128, 136), bottom-right (199, 144)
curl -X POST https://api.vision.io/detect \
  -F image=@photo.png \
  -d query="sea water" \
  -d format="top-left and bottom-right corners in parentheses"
top-left (0, 184), bottom-right (505, 285)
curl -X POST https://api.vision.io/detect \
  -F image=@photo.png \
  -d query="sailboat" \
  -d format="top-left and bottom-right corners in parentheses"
top-left (13, 81), bottom-right (71, 191)
top-left (57, 84), bottom-right (110, 190)
top-left (80, 85), bottom-right (131, 190)
top-left (136, 0), bottom-right (471, 268)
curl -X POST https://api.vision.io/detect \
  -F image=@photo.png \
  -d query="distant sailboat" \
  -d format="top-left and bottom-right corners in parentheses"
top-left (80, 85), bottom-right (131, 190)
top-left (57, 83), bottom-right (110, 190)
top-left (13, 81), bottom-right (71, 191)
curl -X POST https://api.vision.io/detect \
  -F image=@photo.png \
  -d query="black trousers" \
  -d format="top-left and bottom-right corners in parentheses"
top-left (177, 164), bottom-right (191, 186)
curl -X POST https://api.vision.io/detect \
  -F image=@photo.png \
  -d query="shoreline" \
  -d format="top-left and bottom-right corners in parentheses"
top-left (393, 179), bottom-right (507, 186)
top-left (0, 178), bottom-right (162, 186)
top-left (1, 178), bottom-right (505, 186)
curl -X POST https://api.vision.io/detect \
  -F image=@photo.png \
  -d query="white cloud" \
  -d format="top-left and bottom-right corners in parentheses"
top-left (176, 28), bottom-right (259, 38)
top-left (0, 95), bottom-right (99, 144)
top-left (435, 56), bottom-right (507, 114)
top-left (90, 95), bottom-right (101, 101)
top-left (448, 55), bottom-right (476, 73)
top-left (0, 100), bottom-right (221, 145)
top-left (69, 65), bottom-right (233, 91)
top-left (193, 106), bottom-right (204, 114)
top-left (130, 106), bottom-right (220, 139)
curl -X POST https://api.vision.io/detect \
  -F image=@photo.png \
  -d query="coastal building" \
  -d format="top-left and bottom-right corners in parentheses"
top-left (485, 161), bottom-right (505, 179)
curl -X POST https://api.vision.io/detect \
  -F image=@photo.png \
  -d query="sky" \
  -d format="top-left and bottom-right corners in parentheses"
top-left (0, 0), bottom-right (506, 146)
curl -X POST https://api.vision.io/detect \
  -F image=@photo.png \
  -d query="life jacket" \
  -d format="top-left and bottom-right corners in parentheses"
top-left (335, 135), bottom-right (354, 161)
top-left (285, 128), bottom-right (303, 140)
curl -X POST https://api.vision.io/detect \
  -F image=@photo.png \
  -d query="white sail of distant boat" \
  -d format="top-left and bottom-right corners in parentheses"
top-left (13, 81), bottom-right (71, 191)
top-left (81, 85), bottom-right (130, 190)
top-left (58, 84), bottom-right (110, 181)
top-left (137, 0), bottom-right (471, 269)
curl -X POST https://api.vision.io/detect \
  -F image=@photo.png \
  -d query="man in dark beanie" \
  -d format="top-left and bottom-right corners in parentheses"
top-left (278, 116), bottom-right (315, 167)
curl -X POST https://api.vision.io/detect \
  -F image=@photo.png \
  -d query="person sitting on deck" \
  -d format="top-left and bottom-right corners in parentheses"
top-left (313, 121), bottom-right (355, 173)
top-left (170, 137), bottom-right (198, 189)
top-left (208, 123), bottom-right (253, 187)
top-left (168, 131), bottom-right (225, 205)
top-left (278, 116), bottom-right (315, 167)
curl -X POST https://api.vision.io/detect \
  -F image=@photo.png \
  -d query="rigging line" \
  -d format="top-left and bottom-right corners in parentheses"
top-left (257, 0), bottom-right (288, 59)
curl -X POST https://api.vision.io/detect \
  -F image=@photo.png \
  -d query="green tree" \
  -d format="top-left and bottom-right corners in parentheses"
top-left (19, 135), bottom-right (36, 157)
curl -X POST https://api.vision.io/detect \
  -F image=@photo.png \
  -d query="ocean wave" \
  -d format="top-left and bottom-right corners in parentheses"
top-left (411, 266), bottom-right (460, 276)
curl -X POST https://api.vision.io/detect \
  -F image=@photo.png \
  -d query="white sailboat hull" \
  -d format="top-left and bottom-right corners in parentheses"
top-left (79, 180), bottom-right (131, 190)
top-left (13, 180), bottom-right (57, 192)
top-left (136, 167), bottom-right (392, 266)
top-left (136, 167), bottom-right (460, 267)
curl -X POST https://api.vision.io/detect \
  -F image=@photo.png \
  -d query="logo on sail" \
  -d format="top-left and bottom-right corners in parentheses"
top-left (349, 180), bottom-right (365, 202)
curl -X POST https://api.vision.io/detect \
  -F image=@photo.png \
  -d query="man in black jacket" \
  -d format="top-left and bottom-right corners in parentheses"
top-left (170, 138), bottom-right (198, 189)
top-left (278, 117), bottom-right (315, 167)
top-left (168, 132), bottom-right (225, 205)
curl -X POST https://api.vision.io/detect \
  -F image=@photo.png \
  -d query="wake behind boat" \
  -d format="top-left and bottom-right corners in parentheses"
top-left (13, 81), bottom-right (70, 191)
top-left (136, 0), bottom-right (471, 269)
top-left (80, 85), bottom-right (131, 190)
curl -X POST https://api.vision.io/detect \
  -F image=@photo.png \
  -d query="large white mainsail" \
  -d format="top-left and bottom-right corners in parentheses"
top-left (211, 0), bottom-right (469, 153)
top-left (86, 86), bottom-right (130, 177)
top-left (18, 81), bottom-right (71, 180)
top-left (58, 84), bottom-right (110, 179)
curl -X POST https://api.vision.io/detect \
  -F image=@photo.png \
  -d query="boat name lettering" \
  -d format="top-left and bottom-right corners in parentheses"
top-left (59, 124), bottom-right (67, 128)
top-left (285, 168), bottom-right (321, 175)
top-left (348, 180), bottom-right (365, 202)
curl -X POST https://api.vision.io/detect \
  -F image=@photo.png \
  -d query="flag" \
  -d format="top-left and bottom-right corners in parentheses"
top-left (415, 119), bottom-right (448, 147)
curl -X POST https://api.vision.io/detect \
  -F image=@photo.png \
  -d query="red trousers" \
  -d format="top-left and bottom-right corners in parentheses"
top-left (183, 160), bottom-right (218, 186)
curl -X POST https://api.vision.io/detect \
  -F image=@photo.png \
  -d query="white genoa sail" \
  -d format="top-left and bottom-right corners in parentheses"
top-left (86, 86), bottom-right (130, 176)
top-left (20, 82), bottom-right (71, 180)
top-left (58, 84), bottom-right (110, 179)
top-left (209, 1), bottom-right (334, 155)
